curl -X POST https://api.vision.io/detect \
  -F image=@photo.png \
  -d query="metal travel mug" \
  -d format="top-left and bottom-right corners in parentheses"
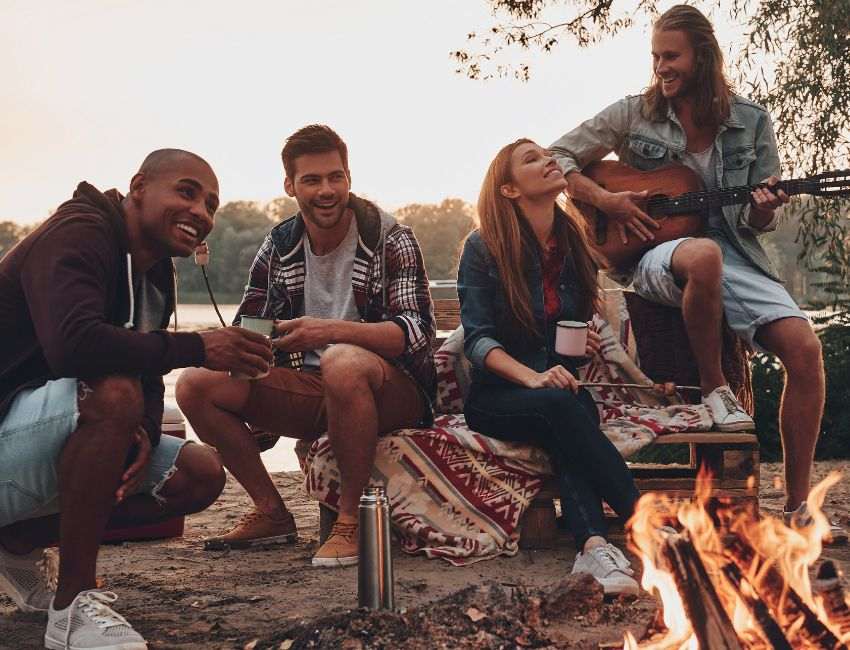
top-left (357, 485), bottom-right (394, 609)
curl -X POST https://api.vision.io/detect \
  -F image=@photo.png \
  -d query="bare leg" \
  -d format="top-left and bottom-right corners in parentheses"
top-left (756, 317), bottom-right (824, 509)
top-left (320, 345), bottom-right (385, 518)
top-left (49, 376), bottom-right (141, 609)
top-left (176, 368), bottom-right (288, 519)
top-left (670, 239), bottom-right (727, 394)
top-left (0, 443), bottom-right (224, 555)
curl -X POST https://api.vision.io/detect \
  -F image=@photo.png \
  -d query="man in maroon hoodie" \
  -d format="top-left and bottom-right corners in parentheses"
top-left (0, 149), bottom-right (273, 650)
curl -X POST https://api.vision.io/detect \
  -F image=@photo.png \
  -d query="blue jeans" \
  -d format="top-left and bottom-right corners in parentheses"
top-left (464, 383), bottom-right (640, 548)
top-left (0, 378), bottom-right (187, 527)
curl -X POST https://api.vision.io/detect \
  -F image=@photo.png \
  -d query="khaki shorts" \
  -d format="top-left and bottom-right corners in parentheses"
top-left (241, 353), bottom-right (424, 442)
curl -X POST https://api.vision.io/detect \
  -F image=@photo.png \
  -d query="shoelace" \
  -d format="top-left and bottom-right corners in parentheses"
top-left (329, 521), bottom-right (357, 543)
top-left (590, 545), bottom-right (634, 576)
top-left (718, 389), bottom-right (744, 415)
top-left (36, 548), bottom-right (59, 592)
top-left (63, 591), bottom-right (130, 648)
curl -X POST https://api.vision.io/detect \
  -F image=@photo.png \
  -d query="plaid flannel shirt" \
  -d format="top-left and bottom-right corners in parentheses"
top-left (236, 193), bottom-right (436, 422)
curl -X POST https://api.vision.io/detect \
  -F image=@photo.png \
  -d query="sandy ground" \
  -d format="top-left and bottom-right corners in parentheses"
top-left (2, 461), bottom-right (849, 649)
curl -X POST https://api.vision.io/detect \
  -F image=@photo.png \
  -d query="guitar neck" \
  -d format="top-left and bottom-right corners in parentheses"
top-left (655, 178), bottom-right (814, 216)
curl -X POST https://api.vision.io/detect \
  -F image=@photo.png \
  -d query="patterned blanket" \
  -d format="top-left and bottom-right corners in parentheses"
top-left (298, 288), bottom-right (712, 564)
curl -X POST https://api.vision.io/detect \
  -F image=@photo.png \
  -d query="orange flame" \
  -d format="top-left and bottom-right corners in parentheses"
top-left (623, 471), bottom-right (845, 648)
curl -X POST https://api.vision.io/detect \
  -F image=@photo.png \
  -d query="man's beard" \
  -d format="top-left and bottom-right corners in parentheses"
top-left (301, 202), bottom-right (347, 230)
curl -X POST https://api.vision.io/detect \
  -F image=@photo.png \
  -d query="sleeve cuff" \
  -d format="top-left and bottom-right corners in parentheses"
top-left (739, 204), bottom-right (779, 234)
top-left (469, 336), bottom-right (504, 369)
top-left (174, 331), bottom-right (207, 367)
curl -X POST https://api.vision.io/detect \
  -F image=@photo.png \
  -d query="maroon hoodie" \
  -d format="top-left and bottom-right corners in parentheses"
top-left (0, 182), bottom-right (205, 446)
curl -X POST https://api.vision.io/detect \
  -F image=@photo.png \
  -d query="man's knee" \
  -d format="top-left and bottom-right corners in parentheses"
top-left (175, 367), bottom-right (218, 413)
top-left (777, 327), bottom-right (823, 375)
top-left (320, 344), bottom-right (382, 393)
top-left (672, 239), bottom-right (722, 285)
top-left (78, 375), bottom-right (143, 428)
top-left (170, 443), bottom-right (225, 511)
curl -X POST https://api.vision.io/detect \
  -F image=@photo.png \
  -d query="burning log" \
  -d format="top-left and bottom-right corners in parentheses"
top-left (726, 537), bottom-right (846, 649)
top-left (813, 561), bottom-right (850, 641)
top-left (658, 532), bottom-right (743, 650)
top-left (721, 561), bottom-right (793, 650)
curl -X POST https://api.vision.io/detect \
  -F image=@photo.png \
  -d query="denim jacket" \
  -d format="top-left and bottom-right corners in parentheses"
top-left (457, 230), bottom-right (586, 385)
top-left (549, 94), bottom-right (782, 281)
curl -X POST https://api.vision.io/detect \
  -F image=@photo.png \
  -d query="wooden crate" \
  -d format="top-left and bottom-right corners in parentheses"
top-left (519, 433), bottom-right (759, 548)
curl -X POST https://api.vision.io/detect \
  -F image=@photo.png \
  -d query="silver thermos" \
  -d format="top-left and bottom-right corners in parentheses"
top-left (357, 485), bottom-right (394, 609)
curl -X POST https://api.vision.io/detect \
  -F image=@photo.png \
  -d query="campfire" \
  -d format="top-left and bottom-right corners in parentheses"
top-left (625, 471), bottom-right (850, 649)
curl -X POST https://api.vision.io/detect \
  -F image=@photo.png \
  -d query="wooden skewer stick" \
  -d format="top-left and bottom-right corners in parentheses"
top-left (580, 381), bottom-right (702, 394)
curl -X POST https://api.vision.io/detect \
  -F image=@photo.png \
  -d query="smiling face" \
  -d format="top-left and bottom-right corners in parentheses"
top-left (501, 142), bottom-right (567, 202)
top-left (284, 150), bottom-right (351, 233)
top-left (128, 156), bottom-right (219, 263)
top-left (651, 28), bottom-right (699, 100)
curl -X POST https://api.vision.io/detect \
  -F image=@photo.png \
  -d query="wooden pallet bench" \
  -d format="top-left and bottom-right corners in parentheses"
top-left (320, 298), bottom-right (760, 548)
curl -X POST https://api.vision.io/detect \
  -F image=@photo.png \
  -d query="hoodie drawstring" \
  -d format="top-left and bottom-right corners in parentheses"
top-left (124, 252), bottom-right (135, 329)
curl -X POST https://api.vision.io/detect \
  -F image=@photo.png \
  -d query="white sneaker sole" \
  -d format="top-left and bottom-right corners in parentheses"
top-left (598, 577), bottom-right (640, 597)
top-left (311, 555), bottom-right (358, 567)
top-left (44, 635), bottom-right (147, 650)
top-left (712, 419), bottom-right (756, 432)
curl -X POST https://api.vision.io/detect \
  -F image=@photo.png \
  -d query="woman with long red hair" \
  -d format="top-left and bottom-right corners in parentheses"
top-left (458, 139), bottom-right (641, 595)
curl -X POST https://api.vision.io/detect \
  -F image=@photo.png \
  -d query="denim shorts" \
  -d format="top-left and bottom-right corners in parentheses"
top-left (0, 378), bottom-right (188, 527)
top-left (632, 236), bottom-right (809, 353)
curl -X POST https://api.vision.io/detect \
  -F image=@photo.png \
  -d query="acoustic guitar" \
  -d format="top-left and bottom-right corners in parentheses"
top-left (572, 160), bottom-right (850, 271)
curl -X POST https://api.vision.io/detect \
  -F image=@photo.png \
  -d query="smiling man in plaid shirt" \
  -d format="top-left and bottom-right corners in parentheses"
top-left (177, 125), bottom-right (435, 566)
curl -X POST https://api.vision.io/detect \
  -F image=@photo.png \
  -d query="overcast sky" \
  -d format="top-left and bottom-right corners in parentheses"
top-left (2, 0), bottom-right (745, 224)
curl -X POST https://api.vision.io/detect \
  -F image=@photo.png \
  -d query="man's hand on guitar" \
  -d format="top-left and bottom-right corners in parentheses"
top-left (751, 176), bottom-right (790, 212)
top-left (748, 176), bottom-right (790, 230)
top-left (599, 189), bottom-right (660, 244)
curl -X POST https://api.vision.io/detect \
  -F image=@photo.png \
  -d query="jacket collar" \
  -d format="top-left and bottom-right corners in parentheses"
top-left (270, 192), bottom-right (383, 258)
top-left (665, 98), bottom-right (746, 130)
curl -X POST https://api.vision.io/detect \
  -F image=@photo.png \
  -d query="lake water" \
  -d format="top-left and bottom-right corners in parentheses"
top-left (166, 303), bottom-right (300, 472)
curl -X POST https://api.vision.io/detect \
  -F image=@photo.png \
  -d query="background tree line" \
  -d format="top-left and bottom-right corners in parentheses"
top-left (0, 197), bottom-right (830, 306)
top-left (170, 196), bottom-right (476, 303)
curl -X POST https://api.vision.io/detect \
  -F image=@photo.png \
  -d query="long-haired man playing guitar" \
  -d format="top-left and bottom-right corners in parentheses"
top-left (550, 4), bottom-right (846, 544)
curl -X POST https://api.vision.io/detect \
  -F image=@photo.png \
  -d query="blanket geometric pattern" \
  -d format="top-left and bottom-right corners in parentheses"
top-left (299, 288), bottom-right (713, 564)
top-left (299, 414), bottom-right (552, 565)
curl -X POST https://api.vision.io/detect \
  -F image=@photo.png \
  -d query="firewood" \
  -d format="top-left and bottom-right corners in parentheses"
top-left (721, 561), bottom-right (793, 650)
top-left (726, 537), bottom-right (845, 649)
top-left (813, 561), bottom-right (850, 640)
top-left (659, 533), bottom-right (743, 650)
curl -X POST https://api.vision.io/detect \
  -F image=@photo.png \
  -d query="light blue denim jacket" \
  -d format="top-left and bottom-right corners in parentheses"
top-left (549, 94), bottom-right (782, 281)
top-left (457, 230), bottom-right (585, 385)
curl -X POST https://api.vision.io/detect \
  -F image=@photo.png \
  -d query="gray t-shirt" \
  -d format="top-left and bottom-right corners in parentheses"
top-left (300, 216), bottom-right (361, 367)
top-left (683, 145), bottom-right (724, 233)
top-left (133, 274), bottom-right (166, 333)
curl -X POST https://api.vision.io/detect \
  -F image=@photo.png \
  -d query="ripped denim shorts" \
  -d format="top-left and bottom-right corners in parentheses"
top-left (0, 378), bottom-right (187, 527)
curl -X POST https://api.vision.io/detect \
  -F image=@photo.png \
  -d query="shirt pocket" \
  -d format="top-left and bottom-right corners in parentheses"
top-left (628, 134), bottom-right (669, 171)
top-left (722, 146), bottom-right (757, 187)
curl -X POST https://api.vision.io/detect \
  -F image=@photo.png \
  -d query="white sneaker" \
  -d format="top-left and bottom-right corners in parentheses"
top-left (783, 501), bottom-right (849, 545)
top-left (702, 386), bottom-right (755, 432)
top-left (571, 543), bottom-right (639, 596)
top-left (0, 545), bottom-right (58, 613)
top-left (45, 590), bottom-right (147, 650)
